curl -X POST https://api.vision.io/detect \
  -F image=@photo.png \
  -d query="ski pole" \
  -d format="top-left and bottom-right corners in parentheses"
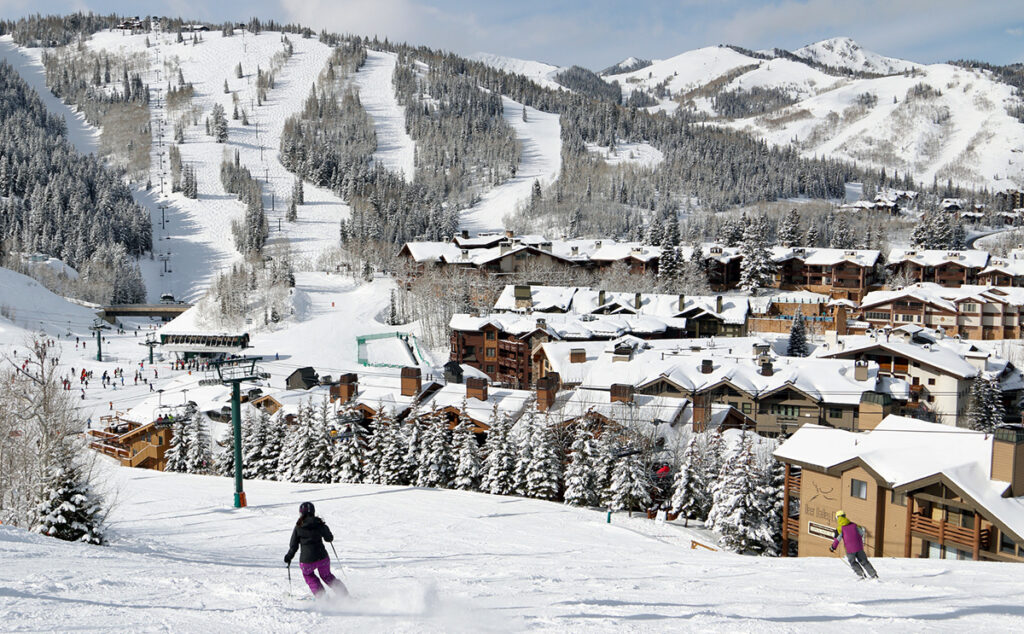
top-left (287, 562), bottom-right (292, 594)
top-left (329, 542), bottom-right (347, 579)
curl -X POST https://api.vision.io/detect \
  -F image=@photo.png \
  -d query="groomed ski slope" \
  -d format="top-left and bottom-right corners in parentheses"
top-left (354, 50), bottom-right (417, 182)
top-left (460, 95), bottom-right (561, 234)
top-left (4, 461), bottom-right (1024, 632)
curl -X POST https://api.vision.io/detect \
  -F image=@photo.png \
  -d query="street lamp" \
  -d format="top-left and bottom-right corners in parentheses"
top-left (199, 356), bottom-right (269, 508)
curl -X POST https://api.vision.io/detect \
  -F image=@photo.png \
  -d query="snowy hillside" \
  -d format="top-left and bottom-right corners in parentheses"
top-left (5, 461), bottom-right (1024, 631)
top-left (794, 37), bottom-right (919, 75)
top-left (355, 50), bottom-right (417, 181)
top-left (470, 52), bottom-right (564, 91)
top-left (729, 62), bottom-right (1024, 190)
top-left (606, 45), bottom-right (760, 107)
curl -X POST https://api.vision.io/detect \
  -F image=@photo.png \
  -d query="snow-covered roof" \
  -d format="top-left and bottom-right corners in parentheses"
top-left (413, 382), bottom-right (531, 425)
top-left (574, 344), bottom-right (897, 407)
top-left (774, 416), bottom-right (1024, 543)
top-left (771, 246), bottom-right (880, 267)
top-left (887, 249), bottom-right (991, 269)
top-left (492, 285), bottom-right (749, 325)
top-left (449, 312), bottom-right (673, 340)
top-left (544, 388), bottom-right (688, 427)
top-left (156, 305), bottom-right (249, 339)
top-left (749, 291), bottom-right (830, 315)
top-left (401, 241), bottom-right (462, 263)
top-left (816, 334), bottom-right (980, 379)
top-left (980, 257), bottom-right (1024, 277)
top-left (860, 282), bottom-right (1020, 314)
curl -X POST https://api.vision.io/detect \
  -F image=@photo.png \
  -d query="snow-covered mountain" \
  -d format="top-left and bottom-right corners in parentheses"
top-left (469, 52), bottom-right (564, 91)
top-left (600, 56), bottom-right (652, 76)
top-left (793, 36), bottom-right (919, 75)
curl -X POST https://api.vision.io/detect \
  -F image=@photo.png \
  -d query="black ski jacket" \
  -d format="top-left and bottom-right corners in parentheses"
top-left (285, 515), bottom-right (334, 564)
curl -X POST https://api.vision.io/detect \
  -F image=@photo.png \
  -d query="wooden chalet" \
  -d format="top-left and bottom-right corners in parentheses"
top-left (87, 414), bottom-right (175, 470)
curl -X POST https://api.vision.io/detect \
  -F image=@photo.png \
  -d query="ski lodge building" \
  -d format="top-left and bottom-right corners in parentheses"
top-left (775, 417), bottom-right (1024, 562)
top-left (858, 283), bottom-right (1024, 340)
top-left (886, 249), bottom-right (991, 287)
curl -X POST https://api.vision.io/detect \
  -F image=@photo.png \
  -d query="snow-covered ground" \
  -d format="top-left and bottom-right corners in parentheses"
top-left (5, 460), bottom-right (1024, 632)
top-left (794, 37), bottom-right (919, 75)
top-left (586, 141), bottom-right (663, 168)
top-left (459, 96), bottom-right (562, 234)
top-left (354, 50), bottom-right (416, 182)
top-left (470, 52), bottom-right (564, 91)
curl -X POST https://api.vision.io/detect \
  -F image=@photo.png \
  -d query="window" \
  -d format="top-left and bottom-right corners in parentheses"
top-left (485, 331), bottom-right (497, 340)
top-left (742, 402), bottom-right (751, 414)
top-left (866, 311), bottom-right (889, 321)
top-left (828, 408), bottom-right (843, 419)
top-left (891, 490), bottom-right (907, 507)
top-left (850, 479), bottom-right (868, 499)
top-left (485, 364), bottom-right (495, 373)
top-left (770, 403), bottom-right (801, 418)
top-left (1000, 531), bottom-right (1017, 555)
top-left (485, 348), bottom-right (496, 359)
top-left (928, 378), bottom-right (936, 386)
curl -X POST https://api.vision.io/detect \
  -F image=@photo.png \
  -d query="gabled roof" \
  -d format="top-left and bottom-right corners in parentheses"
top-left (774, 416), bottom-right (1024, 543)
top-left (888, 248), bottom-right (990, 269)
top-left (771, 246), bottom-right (880, 267)
top-left (818, 337), bottom-right (979, 379)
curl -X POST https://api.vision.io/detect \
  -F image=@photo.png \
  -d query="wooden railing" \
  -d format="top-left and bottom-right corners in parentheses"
top-left (785, 516), bottom-right (799, 537)
top-left (691, 540), bottom-right (717, 552)
top-left (785, 470), bottom-right (801, 497)
top-left (910, 514), bottom-right (990, 550)
top-left (128, 443), bottom-right (160, 468)
top-left (88, 440), bottom-right (130, 460)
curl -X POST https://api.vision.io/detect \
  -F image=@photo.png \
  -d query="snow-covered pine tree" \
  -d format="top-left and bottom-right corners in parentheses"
top-left (701, 429), bottom-right (725, 518)
top-left (279, 401), bottom-right (332, 483)
top-left (739, 215), bottom-right (775, 292)
top-left (525, 415), bottom-right (562, 500)
top-left (331, 412), bottom-right (366, 484)
top-left (778, 208), bottom-right (801, 247)
top-left (184, 415), bottom-right (213, 474)
top-left (762, 452), bottom-right (785, 557)
top-left (609, 448), bottom-right (651, 514)
top-left (417, 413), bottom-right (454, 489)
top-left (967, 375), bottom-right (1006, 433)
top-left (376, 412), bottom-right (408, 485)
top-left (211, 103), bottom-right (228, 142)
top-left (669, 435), bottom-right (706, 524)
top-left (512, 412), bottom-right (535, 495)
top-left (215, 416), bottom-right (237, 477)
top-left (31, 444), bottom-right (105, 544)
top-left (402, 421), bottom-right (423, 485)
top-left (787, 309), bottom-right (808, 357)
top-left (256, 413), bottom-right (286, 479)
top-left (828, 214), bottom-right (856, 249)
top-left (361, 414), bottom-right (385, 485)
top-left (707, 434), bottom-right (776, 554)
top-left (452, 412), bottom-right (481, 491)
top-left (481, 411), bottom-right (517, 495)
top-left (563, 424), bottom-right (598, 507)
top-left (241, 410), bottom-right (267, 479)
top-left (163, 417), bottom-right (192, 473)
top-left (805, 224), bottom-right (820, 247)
top-left (594, 425), bottom-right (621, 506)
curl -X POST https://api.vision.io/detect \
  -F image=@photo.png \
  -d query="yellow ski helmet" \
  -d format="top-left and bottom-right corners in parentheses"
top-left (836, 510), bottom-right (846, 519)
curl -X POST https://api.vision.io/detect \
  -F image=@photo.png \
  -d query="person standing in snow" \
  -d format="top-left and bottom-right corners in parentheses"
top-left (284, 502), bottom-right (348, 597)
top-left (830, 510), bottom-right (878, 579)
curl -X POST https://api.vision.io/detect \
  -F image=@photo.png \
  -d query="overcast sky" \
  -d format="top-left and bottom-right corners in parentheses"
top-left (2, 0), bottom-right (1022, 68)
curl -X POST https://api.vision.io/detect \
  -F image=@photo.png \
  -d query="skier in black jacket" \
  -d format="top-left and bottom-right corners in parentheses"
top-left (284, 502), bottom-right (348, 597)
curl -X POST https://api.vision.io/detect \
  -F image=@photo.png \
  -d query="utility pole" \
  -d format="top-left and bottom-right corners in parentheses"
top-left (89, 321), bottom-right (110, 362)
top-left (200, 357), bottom-right (269, 508)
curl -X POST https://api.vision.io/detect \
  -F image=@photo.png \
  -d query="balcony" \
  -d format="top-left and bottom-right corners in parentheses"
top-left (909, 513), bottom-right (990, 552)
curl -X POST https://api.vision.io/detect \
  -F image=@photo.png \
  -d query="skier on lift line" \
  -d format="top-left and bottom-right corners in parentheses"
top-left (830, 510), bottom-right (879, 579)
top-left (284, 502), bottom-right (349, 598)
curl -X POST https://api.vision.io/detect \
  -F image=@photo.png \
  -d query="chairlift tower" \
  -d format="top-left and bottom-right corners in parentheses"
top-left (199, 357), bottom-right (269, 508)
top-left (139, 333), bottom-right (158, 364)
top-left (89, 320), bottom-right (110, 362)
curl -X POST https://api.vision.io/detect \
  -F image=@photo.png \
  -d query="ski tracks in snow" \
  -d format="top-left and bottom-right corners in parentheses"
top-left (354, 50), bottom-right (416, 183)
top-left (459, 96), bottom-right (561, 234)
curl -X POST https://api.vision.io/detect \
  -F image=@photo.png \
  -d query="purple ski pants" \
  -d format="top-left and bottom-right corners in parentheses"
top-left (299, 557), bottom-right (347, 596)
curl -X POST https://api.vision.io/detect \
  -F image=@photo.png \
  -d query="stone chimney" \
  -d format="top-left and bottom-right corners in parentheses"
top-left (634, 292), bottom-right (642, 309)
top-left (678, 294), bottom-right (686, 312)
top-left (854, 360), bottom-right (869, 382)
top-left (992, 424), bottom-right (1024, 497)
top-left (701, 359), bottom-right (714, 374)
top-left (466, 376), bottom-right (488, 401)
top-left (514, 284), bottom-right (532, 309)
top-left (610, 383), bottom-right (634, 403)
top-left (460, 229), bottom-right (469, 239)
top-left (333, 372), bottom-right (358, 404)
top-left (505, 229), bottom-right (514, 238)
top-left (598, 290), bottom-right (606, 306)
top-left (716, 295), bottom-right (724, 313)
top-left (536, 375), bottom-right (558, 412)
top-left (400, 367), bottom-right (422, 397)
top-left (570, 348), bottom-right (587, 364)
top-left (760, 361), bottom-right (774, 377)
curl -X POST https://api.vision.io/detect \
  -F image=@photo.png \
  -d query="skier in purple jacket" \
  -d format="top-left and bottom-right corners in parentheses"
top-left (284, 502), bottom-right (349, 597)
top-left (830, 510), bottom-right (878, 579)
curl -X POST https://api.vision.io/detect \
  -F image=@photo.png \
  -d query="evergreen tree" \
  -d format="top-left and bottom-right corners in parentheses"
top-left (481, 411), bottom-right (516, 495)
top-left (332, 411), bottom-right (366, 484)
top-left (787, 309), bottom-right (809, 357)
top-left (376, 413), bottom-right (408, 485)
top-left (967, 375), bottom-right (1005, 433)
top-left (609, 448), bottom-right (650, 514)
top-left (215, 417), bottom-right (237, 477)
top-left (829, 214), bottom-right (856, 249)
top-left (211, 103), bottom-right (228, 142)
top-left (805, 224), bottom-right (821, 247)
top-left (362, 415), bottom-right (385, 485)
top-left (452, 413), bottom-right (482, 491)
top-left (763, 454), bottom-right (785, 556)
top-left (241, 410), bottom-right (267, 479)
top-left (512, 416), bottom-right (534, 495)
top-left (257, 414), bottom-right (286, 479)
top-left (778, 208), bottom-right (801, 247)
top-left (707, 434), bottom-right (775, 554)
top-left (31, 445), bottom-right (105, 544)
top-left (563, 424), bottom-right (599, 507)
top-left (525, 415), bottom-right (561, 500)
top-left (739, 215), bottom-right (775, 292)
top-left (669, 435), bottom-right (706, 524)
top-left (594, 427), bottom-right (620, 507)
top-left (279, 402), bottom-right (332, 483)
top-left (184, 416), bottom-right (213, 474)
top-left (402, 421), bottom-right (423, 485)
top-left (418, 414), bottom-right (455, 488)
top-left (163, 417), bottom-right (191, 473)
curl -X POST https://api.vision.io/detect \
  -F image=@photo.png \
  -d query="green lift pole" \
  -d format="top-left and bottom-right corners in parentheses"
top-left (230, 381), bottom-right (245, 508)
